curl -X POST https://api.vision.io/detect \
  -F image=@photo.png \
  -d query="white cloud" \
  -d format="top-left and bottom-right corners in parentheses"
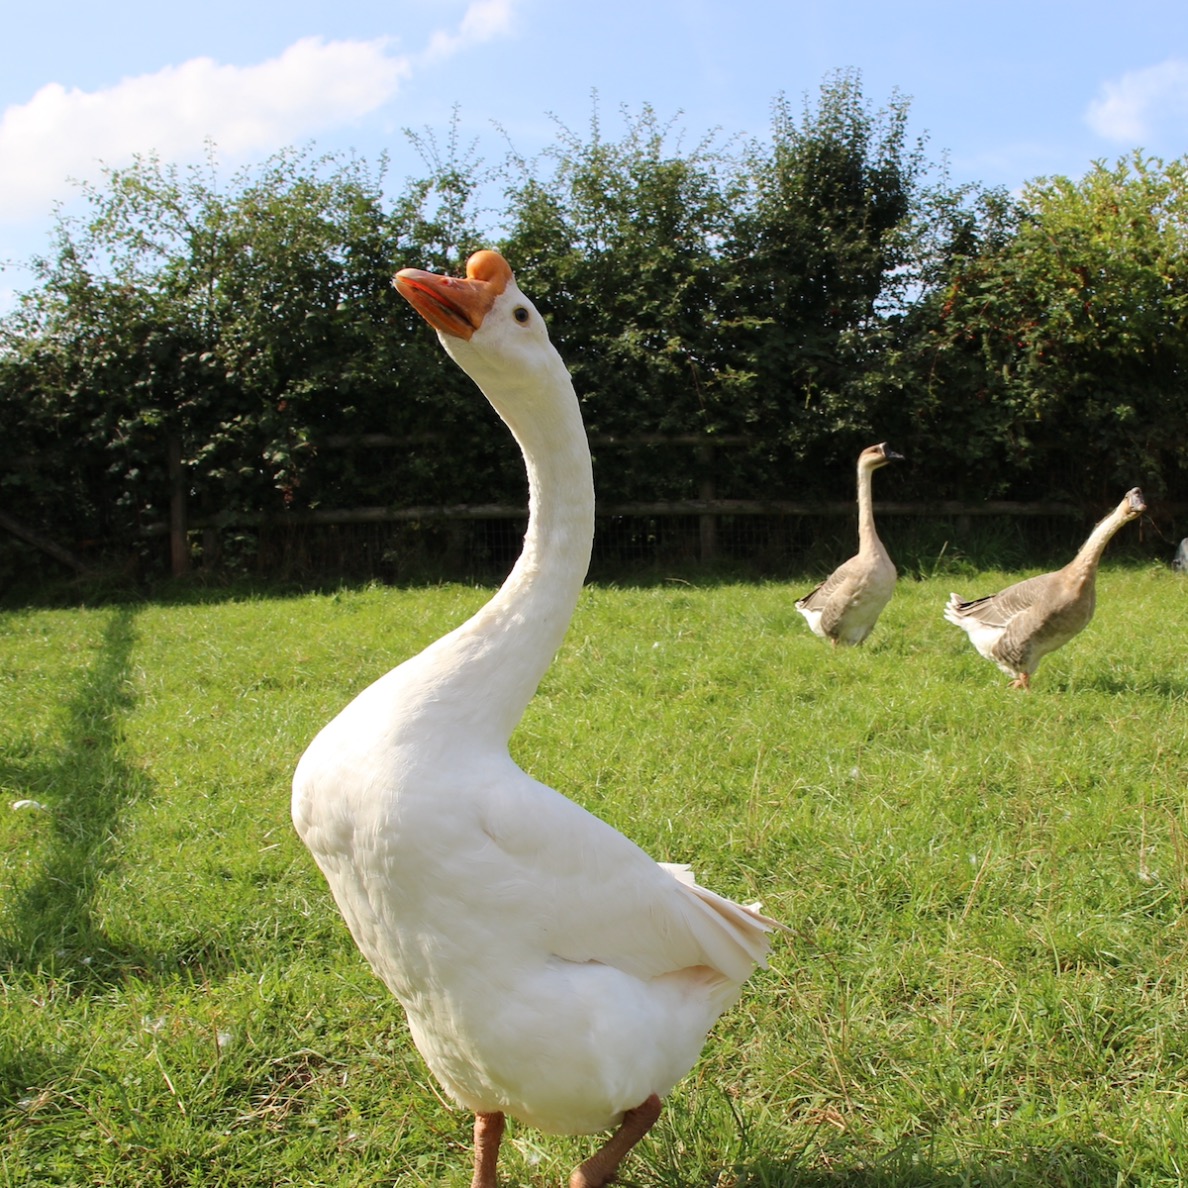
top-left (1085, 58), bottom-right (1188, 144)
top-left (0, 1), bottom-right (518, 225)
top-left (422, 0), bottom-right (515, 63)
top-left (0, 37), bottom-right (409, 222)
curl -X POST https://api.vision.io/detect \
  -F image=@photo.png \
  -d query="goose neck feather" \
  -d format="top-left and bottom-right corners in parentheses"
top-left (855, 455), bottom-right (884, 556)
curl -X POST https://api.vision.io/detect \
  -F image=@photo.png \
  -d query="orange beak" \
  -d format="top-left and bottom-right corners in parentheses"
top-left (393, 250), bottom-right (513, 341)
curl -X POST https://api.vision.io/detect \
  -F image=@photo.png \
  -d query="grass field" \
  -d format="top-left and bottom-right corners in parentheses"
top-left (2, 564), bottom-right (1187, 1186)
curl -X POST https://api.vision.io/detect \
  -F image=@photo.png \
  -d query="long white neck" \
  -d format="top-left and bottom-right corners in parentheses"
top-left (405, 353), bottom-right (594, 750)
top-left (856, 462), bottom-right (881, 554)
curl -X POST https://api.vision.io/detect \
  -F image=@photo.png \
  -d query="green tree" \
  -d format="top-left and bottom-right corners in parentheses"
top-left (18, 80), bottom-right (1180, 584)
top-left (721, 70), bottom-right (926, 493)
top-left (383, 113), bottom-right (529, 508)
top-left (0, 125), bottom-right (523, 580)
top-left (1, 147), bottom-right (404, 566)
top-left (873, 180), bottom-right (1026, 501)
top-left (905, 152), bottom-right (1188, 502)
top-left (499, 100), bottom-right (744, 502)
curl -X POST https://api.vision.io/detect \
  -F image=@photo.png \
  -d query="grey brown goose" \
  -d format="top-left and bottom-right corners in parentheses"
top-left (796, 442), bottom-right (903, 647)
top-left (944, 487), bottom-right (1147, 689)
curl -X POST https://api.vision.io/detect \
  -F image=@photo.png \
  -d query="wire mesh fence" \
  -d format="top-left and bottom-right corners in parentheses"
top-left (221, 504), bottom-right (1175, 585)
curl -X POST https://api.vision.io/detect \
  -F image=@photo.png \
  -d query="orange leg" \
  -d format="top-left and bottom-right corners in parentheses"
top-left (568, 1094), bottom-right (662, 1188)
top-left (1009, 672), bottom-right (1031, 690)
top-left (471, 1111), bottom-right (505, 1188)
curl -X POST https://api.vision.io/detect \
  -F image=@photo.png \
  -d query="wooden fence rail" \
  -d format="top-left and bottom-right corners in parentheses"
top-left (150, 498), bottom-right (1110, 533)
top-left (7, 432), bottom-right (1179, 577)
top-left (149, 498), bottom-right (1183, 577)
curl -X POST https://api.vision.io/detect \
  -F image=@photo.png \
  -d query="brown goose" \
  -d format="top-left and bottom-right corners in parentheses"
top-left (796, 442), bottom-right (903, 647)
top-left (944, 487), bottom-right (1147, 689)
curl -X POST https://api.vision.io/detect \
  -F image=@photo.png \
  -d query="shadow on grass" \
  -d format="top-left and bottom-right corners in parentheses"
top-left (2, 566), bottom-right (807, 616)
top-left (0, 604), bottom-right (163, 984)
top-left (727, 1136), bottom-right (1128, 1186)
top-left (1061, 671), bottom-right (1188, 699)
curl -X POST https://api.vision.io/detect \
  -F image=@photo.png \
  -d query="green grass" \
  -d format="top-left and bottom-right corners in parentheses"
top-left (2, 565), bottom-right (1187, 1186)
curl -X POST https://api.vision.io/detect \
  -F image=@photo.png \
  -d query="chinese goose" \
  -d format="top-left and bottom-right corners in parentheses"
top-left (291, 250), bottom-right (781, 1188)
top-left (796, 442), bottom-right (902, 646)
top-left (943, 486), bottom-right (1147, 689)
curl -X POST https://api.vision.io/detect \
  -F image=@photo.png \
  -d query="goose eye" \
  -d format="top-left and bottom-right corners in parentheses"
top-left (513, 306), bottom-right (530, 324)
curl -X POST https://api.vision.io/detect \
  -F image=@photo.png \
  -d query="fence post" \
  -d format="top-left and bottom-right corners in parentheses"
top-left (168, 434), bottom-right (189, 577)
top-left (698, 441), bottom-right (717, 561)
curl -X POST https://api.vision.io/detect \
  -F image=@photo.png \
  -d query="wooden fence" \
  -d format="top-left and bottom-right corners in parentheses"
top-left (5, 432), bottom-right (1181, 578)
top-left (152, 432), bottom-right (1180, 577)
top-left (156, 499), bottom-right (1160, 578)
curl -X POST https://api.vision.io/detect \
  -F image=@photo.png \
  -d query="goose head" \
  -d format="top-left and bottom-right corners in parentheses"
top-left (393, 251), bottom-right (570, 421)
top-left (1120, 487), bottom-right (1147, 520)
top-left (859, 442), bottom-right (904, 471)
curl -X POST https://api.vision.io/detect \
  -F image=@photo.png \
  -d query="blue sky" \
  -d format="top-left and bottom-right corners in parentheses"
top-left (3, 0), bottom-right (1187, 308)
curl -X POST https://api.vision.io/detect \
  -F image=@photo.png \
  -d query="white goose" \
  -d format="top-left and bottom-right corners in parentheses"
top-left (291, 250), bottom-right (780, 1188)
top-left (944, 487), bottom-right (1147, 689)
top-left (796, 442), bottom-right (902, 646)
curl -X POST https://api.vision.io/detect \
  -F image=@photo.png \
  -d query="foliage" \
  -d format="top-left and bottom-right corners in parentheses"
top-left (900, 153), bottom-right (1188, 502)
top-left (717, 71), bottom-right (927, 495)
top-left (500, 99), bottom-right (751, 504)
top-left (3, 572), bottom-right (1188, 1184)
top-left (0, 147), bottom-right (401, 550)
top-left (2, 76), bottom-right (1187, 580)
top-left (497, 76), bottom-right (927, 504)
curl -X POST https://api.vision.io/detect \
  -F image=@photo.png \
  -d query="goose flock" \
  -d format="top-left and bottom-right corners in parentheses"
top-left (795, 445), bottom-right (1145, 679)
top-left (292, 250), bottom-right (1148, 1186)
